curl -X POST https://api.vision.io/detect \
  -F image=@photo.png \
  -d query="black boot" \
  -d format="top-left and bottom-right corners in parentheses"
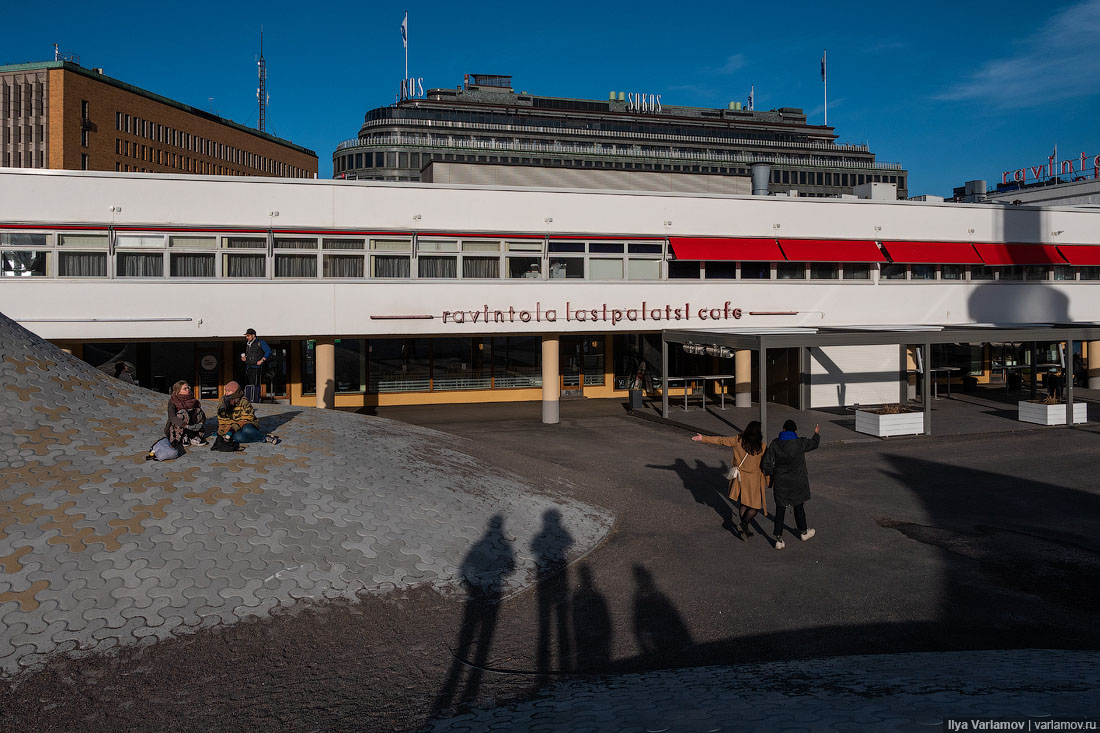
top-left (740, 520), bottom-right (754, 537)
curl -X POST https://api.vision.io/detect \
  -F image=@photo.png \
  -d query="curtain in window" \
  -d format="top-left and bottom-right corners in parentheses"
top-left (373, 256), bottom-right (410, 278)
top-left (323, 239), bottom-right (365, 250)
top-left (462, 257), bottom-right (499, 279)
top-left (225, 254), bottom-right (265, 277)
top-left (275, 254), bottom-right (317, 278)
top-left (323, 255), bottom-right (364, 277)
top-left (117, 252), bottom-right (164, 277)
top-left (274, 238), bottom-right (317, 250)
top-left (2, 251), bottom-right (46, 276)
top-left (418, 256), bottom-right (457, 278)
top-left (226, 237), bottom-right (266, 249)
top-left (170, 253), bottom-right (215, 277)
top-left (58, 252), bottom-right (106, 276)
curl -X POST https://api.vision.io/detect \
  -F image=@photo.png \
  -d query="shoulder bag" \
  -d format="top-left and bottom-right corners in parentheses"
top-left (726, 451), bottom-right (749, 481)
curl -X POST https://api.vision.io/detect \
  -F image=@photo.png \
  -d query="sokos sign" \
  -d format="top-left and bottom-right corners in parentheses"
top-left (626, 92), bottom-right (662, 114)
top-left (398, 77), bottom-right (425, 100)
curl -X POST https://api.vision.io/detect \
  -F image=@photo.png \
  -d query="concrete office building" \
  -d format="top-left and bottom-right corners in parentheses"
top-left (1, 60), bottom-right (317, 177)
top-left (333, 73), bottom-right (906, 198)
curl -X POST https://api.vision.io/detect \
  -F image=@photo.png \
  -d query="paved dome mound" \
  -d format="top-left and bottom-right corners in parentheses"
top-left (0, 313), bottom-right (612, 677)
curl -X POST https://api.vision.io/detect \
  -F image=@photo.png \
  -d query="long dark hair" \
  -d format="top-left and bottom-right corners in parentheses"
top-left (739, 420), bottom-right (763, 455)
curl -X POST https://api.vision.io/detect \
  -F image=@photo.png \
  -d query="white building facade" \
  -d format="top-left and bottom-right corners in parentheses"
top-left (3, 169), bottom-right (1099, 415)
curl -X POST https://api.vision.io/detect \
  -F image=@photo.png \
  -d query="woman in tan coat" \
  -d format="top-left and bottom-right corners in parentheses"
top-left (691, 420), bottom-right (767, 539)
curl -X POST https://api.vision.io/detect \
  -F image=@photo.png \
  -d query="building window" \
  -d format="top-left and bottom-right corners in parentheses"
top-left (776, 262), bottom-right (806, 280)
top-left (843, 263), bottom-right (871, 280)
top-left (910, 264), bottom-right (937, 280)
top-left (668, 260), bottom-right (700, 279)
top-left (810, 262), bottom-right (839, 280)
top-left (58, 252), bottom-right (107, 277)
top-left (80, 154), bottom-right (89, 170)
top-left (170, 253), bottom-right (216, 277)
top-left (705, 261), bottom-right (737, 279)
top-left (941, 265), bottom-right (964, 280)
top-left (117, 252), bottom-right (164, 277)
top-left (548, 257), bottom-right (583, 278)
top-left (881, 264), bottom-right (908, 280)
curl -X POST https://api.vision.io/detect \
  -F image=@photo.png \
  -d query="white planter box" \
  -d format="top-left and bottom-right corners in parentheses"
top-left (855, 409), bottom-right (925, 437)
top-left (1017, 400), bottom-right (1087, 426)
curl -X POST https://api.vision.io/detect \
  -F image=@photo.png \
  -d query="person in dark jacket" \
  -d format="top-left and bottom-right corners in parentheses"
top-left (761, 419), bottom-right (820, 549)
top-left (241, 328), bottom-right (272, 400)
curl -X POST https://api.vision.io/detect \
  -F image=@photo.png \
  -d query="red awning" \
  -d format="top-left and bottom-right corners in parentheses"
top-left (881, 241), bottom-right (982, 264)
top-left (973, 243), bottom-right (1066, 265)
top-left (668, 237), bottom-right (782, 261)
top-left (1055, 246), bottom-right (1100, 266)
top-left (777, 238), bottom-right (885, 263)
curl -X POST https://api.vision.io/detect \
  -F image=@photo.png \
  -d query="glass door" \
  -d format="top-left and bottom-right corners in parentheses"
top-left (560, 336), bottom-right (605, 389)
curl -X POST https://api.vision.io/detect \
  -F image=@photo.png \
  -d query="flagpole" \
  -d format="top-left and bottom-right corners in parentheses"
top-left (404, 11), bottom-right (408, 83)
top-left (823, 49), bottom-right (828, 127)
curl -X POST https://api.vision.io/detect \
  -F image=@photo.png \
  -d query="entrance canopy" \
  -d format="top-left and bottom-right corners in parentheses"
top-left (660, 323), bottom-right (1100, 438)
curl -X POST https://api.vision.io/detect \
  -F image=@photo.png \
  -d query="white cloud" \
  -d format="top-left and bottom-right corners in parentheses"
top-left (700, 54), bottom-right (747, 76)
top-left (937, 0), bottom-right (1100, 106)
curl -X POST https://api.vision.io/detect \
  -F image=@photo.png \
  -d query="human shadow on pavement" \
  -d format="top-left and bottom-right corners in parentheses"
top-left (531, 508), bottom-right (575, 689)
top-left (632, 565), bottom-right (693, 661)
top-left (432, 514), bottom-right (515, 715)
top-left (646, 457), bottom-right (738, 534)
top-left (571, 563), bottom-right (613, 672)
top-left (256, 410), bottom-right (303, 435)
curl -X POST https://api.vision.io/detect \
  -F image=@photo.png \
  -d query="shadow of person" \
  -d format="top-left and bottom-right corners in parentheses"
top-left (531, 508), bottom-right (575, 689)
top-left (571, 563), bottom-right (613, 672)
top-left (632, 565), bottom-right (693, 664)
top-left (432, 514), bottom-right (515, 715)
top-left (256, 410), bottom-right (302, 434)
top-left (646, 457), bottom-right (736, 533)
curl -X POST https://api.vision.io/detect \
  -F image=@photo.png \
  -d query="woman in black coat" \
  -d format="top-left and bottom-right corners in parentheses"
top-left (761, 419), bottom-right (820, 549)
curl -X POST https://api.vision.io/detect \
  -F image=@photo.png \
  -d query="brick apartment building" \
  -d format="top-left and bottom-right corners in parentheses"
top-left (1, 60), bottom-right (317, 177)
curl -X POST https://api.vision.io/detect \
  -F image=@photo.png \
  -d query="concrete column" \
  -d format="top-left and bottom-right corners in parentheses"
top-left (734, 348), bottom-right (752, 408)
top-left (1088, 341), bottom-right (1100, 390)
top-left (314, 338), bottom-right (335, 409)
top-left (541, 335), bottom-right (559, 424)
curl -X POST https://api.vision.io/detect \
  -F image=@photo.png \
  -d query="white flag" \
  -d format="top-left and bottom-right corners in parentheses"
top-left (401, 12), bottom-right (408, 49)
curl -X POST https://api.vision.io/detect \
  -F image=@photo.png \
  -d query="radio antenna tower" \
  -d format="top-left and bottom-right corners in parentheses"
top-left (257, 29), bottom-right (268, 132)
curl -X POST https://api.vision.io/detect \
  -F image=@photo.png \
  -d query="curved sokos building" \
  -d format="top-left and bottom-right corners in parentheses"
top-left (2, 168), bottom-right (1099, 424)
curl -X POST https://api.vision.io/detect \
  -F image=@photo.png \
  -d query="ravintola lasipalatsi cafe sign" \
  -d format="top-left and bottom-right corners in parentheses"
top-left (442, 301), bottom-right (743, 325)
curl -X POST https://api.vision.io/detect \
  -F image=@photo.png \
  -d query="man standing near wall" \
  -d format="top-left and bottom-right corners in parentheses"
top-left (241, 328), bottom-right (272, 403)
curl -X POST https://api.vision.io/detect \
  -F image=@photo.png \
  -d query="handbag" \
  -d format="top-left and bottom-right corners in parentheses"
top-left (210, 434), bottom-right (243, 452)
top-left (726, 451), bottom-right (749, 481)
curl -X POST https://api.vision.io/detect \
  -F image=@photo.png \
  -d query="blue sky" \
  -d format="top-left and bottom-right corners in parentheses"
top-left (7, 0), bottom-right (1099, 195)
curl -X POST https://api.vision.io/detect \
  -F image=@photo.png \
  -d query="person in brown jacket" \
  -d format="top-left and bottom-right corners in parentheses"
top-left (691, 420), bottom-right (767, 540)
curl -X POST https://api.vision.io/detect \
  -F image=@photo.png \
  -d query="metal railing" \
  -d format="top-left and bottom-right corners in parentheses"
top-left (335, 134), bottom-right (904, 171)
top-left (343, 117), bottom-right (872, 154)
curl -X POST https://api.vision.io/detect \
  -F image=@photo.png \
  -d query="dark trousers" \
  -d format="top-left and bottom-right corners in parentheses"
top-left (245, 366), bottom-right (262, 391)
top-left (773, 503), bottom-right (807, 538)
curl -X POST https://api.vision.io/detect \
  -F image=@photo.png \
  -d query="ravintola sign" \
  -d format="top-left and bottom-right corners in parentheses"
top-left (442, 301), bottom-right (742, 325)
top-left (1002, 150), bottom-right (1100, 185)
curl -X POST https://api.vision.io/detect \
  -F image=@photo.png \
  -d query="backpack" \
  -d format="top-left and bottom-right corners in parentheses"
top-left (147, 437), bottom-right (182, 461)
top-left (211, 434), bottom-right (244, 452)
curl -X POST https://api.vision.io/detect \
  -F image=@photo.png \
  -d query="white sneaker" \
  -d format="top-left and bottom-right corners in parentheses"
top-left (775, 538), bottom-right (785, 550)
top-left (801, 528), bottom-right (816, 542)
